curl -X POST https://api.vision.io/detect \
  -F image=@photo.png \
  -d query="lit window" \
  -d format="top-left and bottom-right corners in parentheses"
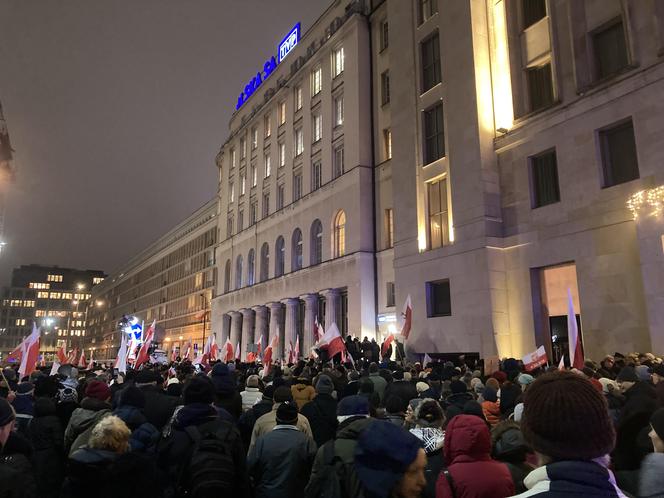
top-left (279, 101), bottom-right (287, 125)
top-left (49, 292), bottom-right (62, 299)
top-left (384, 129), bottom-right (392, 160)
top-left (251, 127), bottom-right (258, 150)
top-left (332, 46), bottom-right (345, 77)
top-left (295, 85), bottom-right (303, 111)
top-left (92, 277), bottom-right (104, 285)
top-left (264, 153), bottom-right (271, 178)
top-left (312, 113), bottom-right (322, 143)
top-left (279, 142), bottom-right (286, 167)
top-left (16, 319), bottom-right (26, 326)
top-left (293, 171), bottom-right (303, 201)
top-left (385, 208), bottom-right (394, 248)
top-left (47, 274), bottom-right (63, 282)
top-left (262, 192), bottom-right (270, 218)
top-left (36, 310), bottom-right (46, 317)
top-left (240, 136), bottom-right (246, 159)
top-left (62, 292), bottom-right (72, 299)
top-left (334, 94), bottom-right (344, 126)
top-left (312, 160), bottom-right (322, 191)
top-left (333, 145), bottom-right (344, 178)
top-left (295, 128), bottom-right (304, 156)
top-left (311, 66), bottom-right (322, 96)
top-left (264, 114), bottom-right (272, 137)
top-left (229, 181), bottom-right (235, 202)
top-left (334, 210), bottom-right (346, 257)
top-left (251, 163), bottom-right (257, 187)
top-left (428, 178), bottom-right (450, 249)
top-left (37, 292), bottom-right (48, 299)
top-left (29, 283), bottom-right (50, 290)
top-left (277, 184), bottom-right (285, 210)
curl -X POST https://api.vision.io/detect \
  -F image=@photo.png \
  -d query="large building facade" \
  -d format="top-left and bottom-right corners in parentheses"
top-left (85, 200), bottom-right (218, 360)
top-left (212, 0), bottom-right (664, 362)
top-left (0, 265), bottom-right (105, 359)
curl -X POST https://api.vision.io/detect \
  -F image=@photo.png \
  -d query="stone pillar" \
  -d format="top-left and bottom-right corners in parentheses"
top-left (282, 298), bottom-right (299, 361)
top-left (323, 288), bottom-right (341, 330)
top-left (240, 308), bottom-right (255, 359)
top-left (268, 302), bottom-right (284, 360)
top-left (301, 293), bottom-right (319, 357)
top-left (229, 311), bottom-right (243, 359)
top-left (220, 313), bottom-right (231, 344)
top-left (253, 305), bottom-right (269, 354)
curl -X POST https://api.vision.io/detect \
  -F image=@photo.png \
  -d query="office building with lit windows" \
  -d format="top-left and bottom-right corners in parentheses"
top-left (0, 265), bottom-right (105, 358)
top-left (212, 0), bottom-right (664, 362)
top-left (84, 200), bottom-right (218, 360)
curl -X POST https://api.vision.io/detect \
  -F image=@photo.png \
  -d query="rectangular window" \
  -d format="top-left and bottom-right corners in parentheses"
top-left (279, 101), bottom-right (287, 125)
top-left (381, 71), bottom-right (390, 105)
top-left (311, 66), bottom-right (322, 96)
top-left (295, 85), bottom-right (303, 111)
top-left (593, 20), bottom-right (629, 80)
top-left (421, 33), bottom-right (441, 92)
top-left (312, 113), bottom-right (322, 143)
top-left (262, 193), bottom-right (270, 218)
top-left (426, 279), bottom-right (452, 317)
top-left (334, 94), bottom-right (344, 126)
top-left (530, 149), bottom-right (560, 208)
top-left (240, 173), bottom-right (246, 195)
top-left (229, 181), bottom-right (235, 202)
top-left (240, 136), bottom-right (246, 159)
top-left (380, 21), bottom-right (389, 51)
top-left (312, 160), bottom-right (322, 190)
top-left (295, 128), bottom-right (304, 156)
top-left (424, 103), bottom-right (445, 164)
top-left (230, 148), bottom-right (237, 168)
top-left (47, 274), bottom-right (63, 282)
top-left (428, 178), bottom-right (449, 249)
top-left (293, 171), bottom-right (303, 201)
top-left (238, 210), bottom-right (244, 232)
top-left (385, 208), bottom-right (394, 248)
top-left (277, 183), bottom-right (285, 210)
top-left (418, 0), bottom-right (438, 25)
top-left (384, 129), bottom-right (392, 160)
top-left (600, 120), bottom-right (639, 188)
top-left (226, 217), bottom-right (233, 237)
top-left (37, 291), bottom-right (48, 299)
top-left (279, 142), bottom-right (286, 167)
top-left (522, 0), bottom-right (546, 29)
top-left (264, 153), bottom-right (271, 178)
top-left (251, 163), bottom-right (257, 187)
top-left (264, 114), bottom-right (272, 137)
top-left (332, 46), bottom-right (345, 77)
top-left (251, 127), bottom-right (258, 150)
top-left (386, 282), bottom-right (395, 307)
top-left (250, 201), bottom-right (257, 225)
top-left (527, 63), bottom-right (554, 112)
top-left (333, 145), bottom-right (345, 178)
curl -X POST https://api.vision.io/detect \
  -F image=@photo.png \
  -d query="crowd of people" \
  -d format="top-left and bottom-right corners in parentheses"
top-left (0, 349), bottom-right (662, 498)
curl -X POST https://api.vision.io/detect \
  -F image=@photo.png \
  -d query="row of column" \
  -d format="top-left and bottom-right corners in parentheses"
top-left (220, 288), bottom-right (341, 361)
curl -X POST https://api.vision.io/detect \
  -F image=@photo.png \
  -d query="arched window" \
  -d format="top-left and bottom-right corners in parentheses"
top-left (310, 219), bottom-right (323, 265)
top-left (235, 255), bottom-right (243, 289)
top-left (292, 228), bottom-right (303, 271)
top-left (223, 259), bottom-right (231, 293)
top-left (247, 249), bottom-right (255, 286)
top-left (260, 243), bottom-right (270, 282)
top-left (275, 236), bottom-right (285, 277)
top-left (334, 210), bottom-right (346, 257)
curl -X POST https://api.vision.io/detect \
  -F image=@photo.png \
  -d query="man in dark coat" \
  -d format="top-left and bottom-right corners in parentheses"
top-left (248, 402), bottom-right (317, 498)
top-left (211, 363), bottom-right (242, 420)
top-left (651, 364), bottom-right (664, 407)
top-left (385, 370), bottom-right (418, 405)
top-left (341, 371), bottom-right (361, 399)
top-left (238, 385), bottom-right (275, 450)
top-left (300, 375), bottom-right (338, 447)
top-left (27, 397), bottom-right (65, 495)
top-left (135, 369), bottom-right (179, 431)
top-left (0, 398), bottom-right (37, 498)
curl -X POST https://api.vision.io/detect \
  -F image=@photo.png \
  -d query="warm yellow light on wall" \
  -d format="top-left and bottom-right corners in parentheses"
top-left (492, 0), bottom-right (514, 132)
top-left (627, 186), bottom-right (664, 219)
top-left (449, 225), bottom-right (455, 243)
top-left (418, 225), bottom-right (427, 252)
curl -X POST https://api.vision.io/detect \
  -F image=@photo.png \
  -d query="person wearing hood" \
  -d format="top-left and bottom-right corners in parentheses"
top-left (499, 372), bottom-right (523, 419)
top-left (27, 396), bottom-right (65, 495)
top-left (305, 395), bottom-right (373, 498)
top-left (240, 374), bottom-right (263, 412)
top-left (613, 365), bottom-right (658, 471)
top-left (291, 375), bottom-right (316, 410)
top-left (410, 399), bottom-right (446, 498)
top-left (491, 421), bottom-right (535, 494)
top-left (509, 371), bottom-right (624, 497)
top-left (368, 363), bottom-right (388, 402)
top-left (639, 407), bottom-right (664, 497)
top-left (11, 382), bottom-right (35, 435)
top-left (481, 387), bottom-right (501, 427)
top-left (301, 375), bottom-right (338, 447)
top-left (435, 414), bottom-right (514, 497)
top-left (112, 385), bottom-right (160, 453)
top-left (135, 369), bottom-right (179, 431)
top-left (443, 380), bottom-right (474, 414)
top-left (211, 362), bottom-right (242, 420)
top-left (64, 380), bottom-right (112, 455)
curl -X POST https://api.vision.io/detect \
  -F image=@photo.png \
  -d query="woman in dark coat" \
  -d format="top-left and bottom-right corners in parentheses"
top-left (28, 397), bottom-right (65, 496)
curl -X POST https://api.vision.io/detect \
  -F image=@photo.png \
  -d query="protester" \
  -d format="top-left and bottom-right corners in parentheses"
top-left (368, 363), bottom-right (388, 402)
top-left (481, 387), bottom-right (501, 427)
top-left (652, 364), bottom-right (664, 407)
top-left (291, 375), bottom-right (316, 410)
top-left (135, 369), bottom-right (178, 431)
top-left (384, 394), bottom-right (408, 427)
top-left (28, 396), bottom-right (65, 495)
top-left (385, 369), bottom-right (418, 406)
top-left (211, 362), bottom-right (242, 420)
top-left (639, 407), bottom-right (664, 497)
top-left (491, 421), bottom-right (534, 494)
top-left (409, 399), bottom-right (446, 498)
top-left (0, 397), bottom-right (37, 498)
top-left (358, 377), bottom-right (381, 417)
top-left (300, 374), bottom-right (338, 447)
top-left (112, 384), bottom-right (160, 452)
top-left (238, 384), bottom-right (275, 450)
top-left (248, 401), bottom-right (317, 498)
top-left (64, 379), bottom-right (112, 455)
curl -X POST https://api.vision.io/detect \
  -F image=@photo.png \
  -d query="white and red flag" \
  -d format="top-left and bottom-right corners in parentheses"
top-left (261, 334), bottom-right (279, 377)
top-left (7, 338), bottom-right (26, 363)
top-left (256, 335), bottom-right (263, 359)
top-left (67, 348), bottom-right (78, 365)
top-left (134, 320), bottom-right (156, 369)
top-left (522, 346), bottom-right (548, 372)
top-left (567, 289), bottom-right (584, 370)
top-left (314, 316), bottom-right (324, 344)
top-left (286, 340), bottom-right (293, 364)
top-left (558, 354), bottom-right (565, 370)
top-left (223, 339), bottom-right (234, 362)
top-left (114, 333), bottom-right (128, 374)
top-left (319, 323), bottom-right (345, 359)
top-left (87, 350), bottom-right (95, 370)
top-left (18, 324), bottom-right (40, 378)
top-left (400, 295), bottom-right (412, 340)
top-left (381, 334), bottom-right (395, 357)
top-left (235, 341), bottom-right (241, 361)
top-left (56, 345), bottom-right (67, 365)
top-left (77, 350), bottom-right (87, 369)
top-left (294, 335), bottom-right (300, 362)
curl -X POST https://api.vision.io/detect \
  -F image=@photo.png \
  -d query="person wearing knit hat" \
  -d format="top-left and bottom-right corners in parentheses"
top-left (517, 373), bottom-right (535, 387)
top-left (640, 408), bottom-right (664, 497)
top-left (0, 398), bottom-right (16, 446)
top-left (354, 420), bottom-right (426, 498)
top-left (511, 371), bottom-right (623, 497)
top-left (85, 380), bottom-right (111, 402)
top-left (301, 374), bottom-right (338, 447)
top-left (635, 365), bottom-right (652, 382)
top-left (240, 374), bottom-right (263, 412)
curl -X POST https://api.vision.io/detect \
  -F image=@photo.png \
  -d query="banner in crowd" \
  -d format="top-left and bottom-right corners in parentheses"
top-left (522, 345), bottom-right (548, 372)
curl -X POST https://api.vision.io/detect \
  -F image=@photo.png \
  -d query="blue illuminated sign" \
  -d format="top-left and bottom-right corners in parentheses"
top-left (235, 22), bottom-right (301, 111)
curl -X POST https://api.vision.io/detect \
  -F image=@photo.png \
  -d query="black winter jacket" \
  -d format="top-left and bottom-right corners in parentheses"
top-left (300, 394), bottom-right (338, 447)
top-left (28, 398), bottom-right (65, 496)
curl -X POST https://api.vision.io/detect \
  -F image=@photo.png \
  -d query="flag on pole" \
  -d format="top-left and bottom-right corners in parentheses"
top-left (235, 341), bottom-right (241, 361)
top-left (67, 348), bottom-right (78, 365)
top-left (400, 295), bottom-right (412, 340)
top-left (423, 353), bottom-right (432, 366)
top-left (7, 337), bottom-right (26, 363)
top-left (558, 354), bottom-right (565, 370)
top-left (522, 346), bottom-right (548, 372)
top-left (87, 350), bottom-right (94, 370)
top-left (170, 346), bottom-right (178, 363)
top-left (49, 359), bottom-right (60, 376)
top-left (209, 334), bottom-right (219, 361)
top-left (314, 316), bottom-right (324, 343)
top-left (567, 289), bottom-right (584, 370)
top-left (256, 335), bottom-right (263, 360)
top-left (294, 335), bottom-right (300, 361)
top-left (286, 340), bottom-right (293, 364)
top-left (381, 334), bottom-right (395, 357)
top-left (115, 333), bottom-right (128, 374)
top-left (134, 320), bottom-right (156, 369)
top-left (319, 323), bottom-right (345, 359)
top-left (56, 345), bottom-right (67, 365)
top-left (222, 339), bottom-right (233, 362)
top-left (78, 350), bottom-right (87, 369)
top-left (261, 334), bottom-right (279, 377)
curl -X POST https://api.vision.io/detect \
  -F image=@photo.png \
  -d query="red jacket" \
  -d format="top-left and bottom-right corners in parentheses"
top-left (435, 415), bottom-right (514, 498)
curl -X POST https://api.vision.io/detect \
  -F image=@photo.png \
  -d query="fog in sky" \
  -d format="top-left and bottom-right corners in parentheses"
top-left (0, 0), bottom-right (330, 284)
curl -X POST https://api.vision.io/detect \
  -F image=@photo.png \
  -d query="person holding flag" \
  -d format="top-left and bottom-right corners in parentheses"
top-left (134, 320), bottom-right (156, 369)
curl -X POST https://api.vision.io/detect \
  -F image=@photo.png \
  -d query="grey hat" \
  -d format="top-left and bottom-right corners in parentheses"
top-left (316, 374), bottom-right (334, 395)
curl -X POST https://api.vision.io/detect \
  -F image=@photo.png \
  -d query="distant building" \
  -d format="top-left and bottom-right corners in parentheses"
top-left (0, 265), bottom-right (106, 358)
top-left (84, 200), bottom-right (218, 360)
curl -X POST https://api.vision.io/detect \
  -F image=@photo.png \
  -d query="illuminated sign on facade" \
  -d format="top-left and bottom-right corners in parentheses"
top-left (235, 22), bottom-right (301, 111)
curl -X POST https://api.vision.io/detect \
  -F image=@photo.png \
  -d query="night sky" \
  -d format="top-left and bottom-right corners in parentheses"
top-left (0, 0), bottom-right (330, 285)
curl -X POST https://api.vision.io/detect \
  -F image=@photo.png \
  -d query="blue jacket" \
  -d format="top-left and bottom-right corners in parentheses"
top-left (509, 461), bottom-right (627, 497)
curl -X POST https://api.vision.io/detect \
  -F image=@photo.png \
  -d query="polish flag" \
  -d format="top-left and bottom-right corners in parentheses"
top-left (256, 335), bottom-right (263, 359)
top-left (134, 320), bottom-right (156, 369)
top-left (223, 339), bottom-right (234, 363)
top-left (247, 352), bottom-right (256, 363)
top-left (170, 346), bottom-right (178, 363)
top-left (261, 334), bottom-right (279, 377)
top-left (49, 359), bottom-right (61, 376)
top-left (286, 340), bottom-right (293, 364)
top-left (314, 316), bottom-right (324, 344)
top-left (67, 348), bottom-right (78, 365)
top-left (181, 340), bottom-right (192, 362)
top-left (319, 323), bottom-right (345, 359)
top-left (381, 334), bottom-right (395, 357)
top-left (209, 335), bottom-right (219, 361)
top-left (235, 341), bottom-right (241, 361)
top-left (294, 335), bottom-right (300, 362)
top-left (87, 350), bottom-right (95, 370)
top-left (7, 338), bottom-right (26, 363)
top-left (56, 345), bottom-right (68, 365)
top-left (400, 295), bottom-right (412, 340)
top-left (114, 333), bottom-right (128, 374)
top-left (558, 354), bottom-right (565, 370)
top-left (78, 350), bottom-right (86, 369)
top-left (567, 289), bottom-right (584, 370)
